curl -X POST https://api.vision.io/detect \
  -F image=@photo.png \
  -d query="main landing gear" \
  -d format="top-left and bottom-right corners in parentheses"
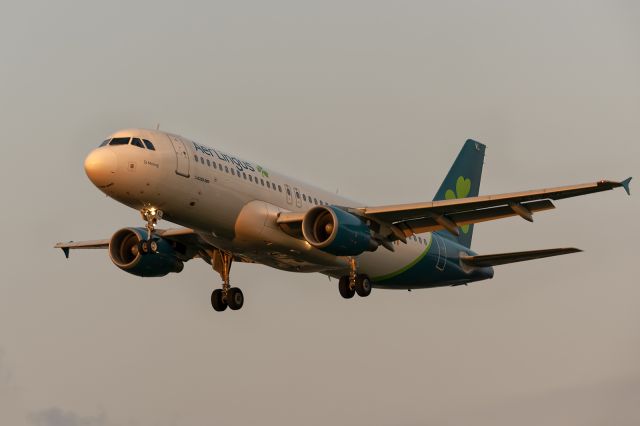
top-left (137, 207), bottom-right (163, 255)
top-left (210, 250), bottom-right (244, 312)
top-left (338, 257), bottom-right (372, 299)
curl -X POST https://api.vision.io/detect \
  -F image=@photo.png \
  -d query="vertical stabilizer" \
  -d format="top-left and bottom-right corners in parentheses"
top-left (433, 139), bottom-right (486, 248)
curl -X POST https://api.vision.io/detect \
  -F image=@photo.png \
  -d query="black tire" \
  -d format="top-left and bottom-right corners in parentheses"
top-left (338, 276), bottom-right (355, 299)
top-left (138, 240), bottom-right (150, 255)
top-left (211, 289), bottom-right (227, 312)
top-left (227, 287), bottom-right (244, 310)
top-left (355, 275), bottom-right (372, 297)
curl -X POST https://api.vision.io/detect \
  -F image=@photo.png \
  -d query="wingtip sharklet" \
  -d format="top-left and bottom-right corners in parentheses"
top-left (621, 177), bottom-right (632, 196)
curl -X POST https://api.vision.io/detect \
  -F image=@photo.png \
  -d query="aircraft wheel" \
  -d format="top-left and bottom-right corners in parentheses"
top-left (149, 239), bottom-right (158, 253)
top-left (211, 289), bottom-right (227, 312)
top-left (138, 240), bottom-right (150, 255)
top-left (227, 287), bottom-right (244, 310)
top-left (338, 276), bottom-right (355, 299)
top-left (355, 275), bottom-right (372, 297)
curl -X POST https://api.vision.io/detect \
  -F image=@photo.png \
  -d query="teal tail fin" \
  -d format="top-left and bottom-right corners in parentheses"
top-left (433, 139), bottom-right (486, 248)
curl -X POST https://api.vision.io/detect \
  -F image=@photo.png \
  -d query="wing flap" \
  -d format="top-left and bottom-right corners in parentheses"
top-left (460, 247), bottom-right (582, 268)
top-left (402, 200), bottom-right (555, 235)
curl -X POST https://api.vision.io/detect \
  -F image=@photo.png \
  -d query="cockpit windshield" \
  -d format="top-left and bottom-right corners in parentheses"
top-left (99, 137), bottom-right (156, 150)
top-left (109, 137), bottom-right (130, 146)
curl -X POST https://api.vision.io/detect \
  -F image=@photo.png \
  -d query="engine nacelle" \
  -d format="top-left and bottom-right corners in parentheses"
top-left (109, 228), bottom-right (184, 277)
top-left (302, 206), bottom-right (378, 256)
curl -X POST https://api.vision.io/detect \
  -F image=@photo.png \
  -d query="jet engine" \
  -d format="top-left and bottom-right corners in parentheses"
top-left (301, 206), bottom-right (378, 256)
top-left (108, 228), bottom-right (184, 277)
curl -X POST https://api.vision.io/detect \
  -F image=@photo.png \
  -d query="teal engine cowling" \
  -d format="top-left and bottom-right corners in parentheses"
top-left (108, 228), bottom-right (184, 277)
top-left (302, 206), bottom-right (378, 256)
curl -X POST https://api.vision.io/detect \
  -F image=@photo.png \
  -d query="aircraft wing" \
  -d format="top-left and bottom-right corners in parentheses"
top-left (354, 178), bottom-right (632, 239)
top-left (55, 228), bottom-right (204, 259)
top-left (55, 228), bottom-right (256, 265)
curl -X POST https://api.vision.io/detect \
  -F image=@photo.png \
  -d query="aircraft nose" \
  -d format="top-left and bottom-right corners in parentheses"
top-left (84, 148), bottom-right (117, 187)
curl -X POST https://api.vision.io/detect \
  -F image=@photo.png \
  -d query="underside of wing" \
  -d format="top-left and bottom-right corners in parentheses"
top-left (357, 178), bottom-right (631, 240)
top-left (460, 247), bottom-right (582, 268)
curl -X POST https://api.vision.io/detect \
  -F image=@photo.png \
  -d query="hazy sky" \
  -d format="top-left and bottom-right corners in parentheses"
top-left (1, 1), bottom-right (639, 425)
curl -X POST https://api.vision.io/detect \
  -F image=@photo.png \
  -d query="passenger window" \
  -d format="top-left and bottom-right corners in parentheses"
top-left (99, 139), bottom-right (110, 147)
top-left (142, 139), bottom-right (155, 150)
top-left (314, 198), bottom-right (318, 205)
top-left (200, 157), bottom-right (205, 164)
top-left (266, 181), bottom-right (270, 189)
top-left (131, 138), bottom-right (144, 148)
top-left (243, 172), bottom-right (247, 179)
top-left (278, 185), bottom-right (282, 192)
top-left (303, 194), bottom-right (307, 202)
top-left (225, 166), bottom-right (229, 173)
top-left (213, 162), bottom-right (217, 169)
top-left (249, 175), bottom-right (253, 182)
top-left (231, 169), bottom-right (235, 176)
top-left (286, 187), bottom-right (291, 195)
top-left (206, 159), bottom-right (210, 166)
top-left (260, 178), bottom-right (265, 186)
top-left (109, 137), bottom-right (130, 146)
top-left (194, 155), bottom-right (198, 161)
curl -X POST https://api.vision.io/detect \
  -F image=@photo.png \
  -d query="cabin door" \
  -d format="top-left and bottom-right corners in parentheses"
top-left (167, 134), bottom-right (190, 177)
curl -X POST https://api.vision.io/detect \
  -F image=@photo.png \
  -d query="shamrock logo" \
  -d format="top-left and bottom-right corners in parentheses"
top-left (256, 166), bottom-right (269, 178)
top-left (444, 176), bottom-right (472, 234)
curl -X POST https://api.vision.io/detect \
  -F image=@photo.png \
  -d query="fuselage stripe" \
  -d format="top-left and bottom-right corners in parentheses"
top-left (371, 237), bottom-right (433, 282)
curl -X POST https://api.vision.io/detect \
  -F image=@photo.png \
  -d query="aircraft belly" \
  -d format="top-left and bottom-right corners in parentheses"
top-left (358, 234), bottom-right (434, 282)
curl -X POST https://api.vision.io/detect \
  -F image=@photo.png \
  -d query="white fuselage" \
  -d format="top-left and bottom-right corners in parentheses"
top-left (86, 129), bottom-right (441, 282)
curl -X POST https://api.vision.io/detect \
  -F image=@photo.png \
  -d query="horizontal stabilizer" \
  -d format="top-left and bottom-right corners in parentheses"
top-left (460, 247), bottom-right (582, 268)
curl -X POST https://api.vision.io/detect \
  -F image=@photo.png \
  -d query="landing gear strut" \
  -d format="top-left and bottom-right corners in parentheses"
top-left (210, 250), bottom-right (244, 312)
top-left (338, 257), bottom-right (372, 299)
top-left (138, 207), bottom-right (163, 254)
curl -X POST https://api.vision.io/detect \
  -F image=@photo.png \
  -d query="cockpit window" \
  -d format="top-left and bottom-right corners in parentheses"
top-left (142, 139), bottom-right (155, 150)
top-left (109, 137), bottom-right (130, 146)
top-left (131, 138), bottom-right (144, 148)
top-left (99, 139), bottom-right (110, 147)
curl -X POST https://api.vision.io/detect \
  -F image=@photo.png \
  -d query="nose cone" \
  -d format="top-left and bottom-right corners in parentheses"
top-left (84, 148), bottom-right (117, 187)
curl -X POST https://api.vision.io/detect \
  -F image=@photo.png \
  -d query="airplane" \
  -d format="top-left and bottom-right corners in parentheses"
top-left (55, 129), bottom-right (632, 312)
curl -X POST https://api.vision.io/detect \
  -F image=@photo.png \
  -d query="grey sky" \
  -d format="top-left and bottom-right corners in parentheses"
top-left (1, 1), bottom-right (639, 425)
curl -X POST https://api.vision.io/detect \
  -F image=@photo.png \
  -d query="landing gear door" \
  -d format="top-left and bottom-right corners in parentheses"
top-left (167, 134), bottom-right (190, 178)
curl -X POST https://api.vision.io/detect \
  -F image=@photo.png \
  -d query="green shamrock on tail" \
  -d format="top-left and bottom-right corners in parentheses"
top-left (444, 176), bottom-right (472, 234)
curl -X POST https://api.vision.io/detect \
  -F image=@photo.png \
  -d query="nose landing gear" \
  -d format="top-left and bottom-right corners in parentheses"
top-left (210, 250), bottom-right (244, 312)
top-left (138, 207), bottom-right (163, 254)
